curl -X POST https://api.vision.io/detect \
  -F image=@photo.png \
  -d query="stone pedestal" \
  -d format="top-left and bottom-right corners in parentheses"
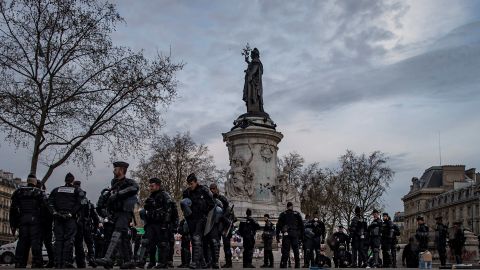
top-left (223, 113), bottom-right (300, 219)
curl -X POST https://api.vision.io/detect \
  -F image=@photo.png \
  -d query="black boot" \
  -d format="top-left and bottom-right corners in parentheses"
top-left (95, 231), bottom-right (122, 269)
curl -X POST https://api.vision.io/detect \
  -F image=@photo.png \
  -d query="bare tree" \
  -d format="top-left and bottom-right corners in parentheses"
top-left (132, 132), bottom-right (223, 203)
top-left (300, 163), bottom-right (344, 235)
top-left (337, 150), bottom-right (394, 224)
top-left (278, 152), bottom-right (305, 186)
top-left (299, 150), bottom-right (394, 234)
top-left (0, 0), bottom-right (183, 182)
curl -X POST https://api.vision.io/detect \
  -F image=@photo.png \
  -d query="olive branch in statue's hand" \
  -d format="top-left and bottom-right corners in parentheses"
top-left (242, 43), bottom-right (251, 63)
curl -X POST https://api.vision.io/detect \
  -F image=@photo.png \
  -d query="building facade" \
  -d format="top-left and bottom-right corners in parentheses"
top-left (402, 165), bottom-right (480, 239)
top-left (0, 170), bottom-right (21, 245)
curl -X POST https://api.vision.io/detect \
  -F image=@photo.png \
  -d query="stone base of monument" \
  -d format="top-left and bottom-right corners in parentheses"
top-left (223, 114), bottom-right (301, 220)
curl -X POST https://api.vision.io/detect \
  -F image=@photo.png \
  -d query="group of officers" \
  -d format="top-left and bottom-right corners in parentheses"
top-left (9, 160), bottom-right (468, 269)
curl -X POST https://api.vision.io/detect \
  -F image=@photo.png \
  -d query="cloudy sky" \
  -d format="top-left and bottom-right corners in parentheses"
top-left (1, 0), bottom-right (480, 214)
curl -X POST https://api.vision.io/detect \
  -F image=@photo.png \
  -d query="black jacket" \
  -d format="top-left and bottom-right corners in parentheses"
top-left (48, 184), bottom-right (84, 216)
top-left (10, 185), bottom-right (49, 228)
top-left (182, 185), bottom-right (215, 221)
top-left (276, 209), bottom-right (304, 238)
top-left (108, 177), bottom-right (139, 212)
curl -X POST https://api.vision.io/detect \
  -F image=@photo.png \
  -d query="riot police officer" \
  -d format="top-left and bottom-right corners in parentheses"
top-left (10, 174), bottom-right (50, 268)
top-left (349, 206), bottom-right (367, 267)
top-left (381, 212), bottom-right (394, 267)
top-left (391, 216), bottom-right (400, 268)
top-left (73, 180), bottom-right (100, 268)
top-left (276, 202), bottom-right (304, 268)
top-left (239, 208), bottom-right (260, 268)
top-left (209, 183), bottom-right (233, 268)
top-left (96, 161), bottom-right (139, 269)
top-left (49, 173), bottom-right (86, 268)
top-left (178, 219), bottom-right (191, 268)
top-left (367, 209), bottom-right (382, 268)
top-left (261, 214), bottom-right (275, 268)
top-left (96, 188), bottom-right (114, 258)
top-left (204, 189), bottom-right (225, 269)
top-left (167, 197), bottom-right (179, 268)
top-left (303, 217), bottom-right (316, 268)
top-left (415, 216), bottom-right (429, 253)
top-left (181, 173), bottom-right (215, 269)
top-left (434, 216), bottom-right (448, 267)
top-left (312, 216), bottom-right (326, 267)
top-left (37, 180), bottom-right (55, 268)
top-left (330, 225), bottom-right (350, 268)
top-left (137, 177), bottom-right (175, 269)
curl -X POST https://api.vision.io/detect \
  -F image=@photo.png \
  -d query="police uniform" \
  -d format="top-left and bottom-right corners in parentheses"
top-left (276, 204), bottom-right (304, 268)
top-left (349, 211), bottom-right (368, 267)
top-left (415, 218), bottom-right (429, 252)
top-left (178, 219), bottom-right (192, 267)
top-left (10, 176), bottom-right (49, 268)
top-left (381, 213), bottom-right (395, 267)
top-left (181, 173), bottom-right (215, 269)
top-left (261, 217), bottom-right (275, 267)
top-left (168, 199), bottom-right (179, 268)
top-left (331, 227), bottom-right (350, 268)
top-left (96, 161), bottom-right (139, 269)
top-left (137, 179), bottom-right (175, 268)
top-left (215, 193), bottom-right (234, 268)
top-left (73, 181), bottom-right (100, 268)
top-left (49, 173), bottom-right (85, 268)
top-left (434, 217), bottom-right (448, 266)
top-left (312, 218), bottom-right (326, 267)
top-left (204, 198), bottom-right (225, 269)
top-left (37, 181), bottom-right (55, 268)
top-left (239, 210), bottom-right (260, 268)
top-left (367, 212), bottom-right (382, 268)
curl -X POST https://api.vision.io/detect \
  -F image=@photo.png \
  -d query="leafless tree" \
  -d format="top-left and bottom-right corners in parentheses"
top-left (132, 132), bottom-right (224, 203)
top-left (0, 0), bottom-right (183, 183)
top-left (299, 150), bottom-right (394, 234)
top-left (278, 151), bottom-right (305, 186)
top-left (337, 150), bottom-right (394, 224)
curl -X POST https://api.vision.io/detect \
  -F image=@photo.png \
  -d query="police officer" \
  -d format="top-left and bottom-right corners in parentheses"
top-left (178, 218), bottom-right (191, 268)
top-left (182, 173), bottom-right (215, 269)
top-left (261, 214), bottom-right (275, 268)
top-left (276, 202), bottom-right (304, 268)
top-left (302, 214), bottom-right (311, 267)
top-left (309, 216), bottom-right (326, 268)
top-left (168, 196), bottom-right (179, 268)
top-left (214, 184), bottom-right (235, 269)
top-left (10, 174), bottom-right (49, 268)
top-left (331, 225), bottom-right (350, 268)
top-left (434, 216), bottom-right (448, 267)
top-left (239, 208), bottom-right (260, 268)
top-left (450, 221), bottom-right (465, 264)
top-left (96, 188), bottom-right (114, 258)
top-left (303, 216), bottom-right (316, 268)
top-left (349, 206), bottom-right (367, 268)
top-left (367, 209), bottom-right (382, 268)
top-left (391, 216), bottom-right (400, 268)
top-left (136, 177), bottom-right (175, 269)
top-left (73, 180), bottom-right (100, 268)
top-left (96, 161), bottom-right (139, 269)
top-left (37, 180), bottom-right (55, 268)
top-left (49, 173), bottom-right (86, 268)
top-left (380, 212), bottom-right (394, 267)
top-left (415, 216), bottom-right (429, 253)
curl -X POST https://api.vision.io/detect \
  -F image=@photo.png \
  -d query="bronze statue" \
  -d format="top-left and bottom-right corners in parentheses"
top-left (242, 45), bottom-right (264, 113)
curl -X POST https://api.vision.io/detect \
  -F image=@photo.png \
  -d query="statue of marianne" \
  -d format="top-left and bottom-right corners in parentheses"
top-left (242, 47), bottom-right (264, 113)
